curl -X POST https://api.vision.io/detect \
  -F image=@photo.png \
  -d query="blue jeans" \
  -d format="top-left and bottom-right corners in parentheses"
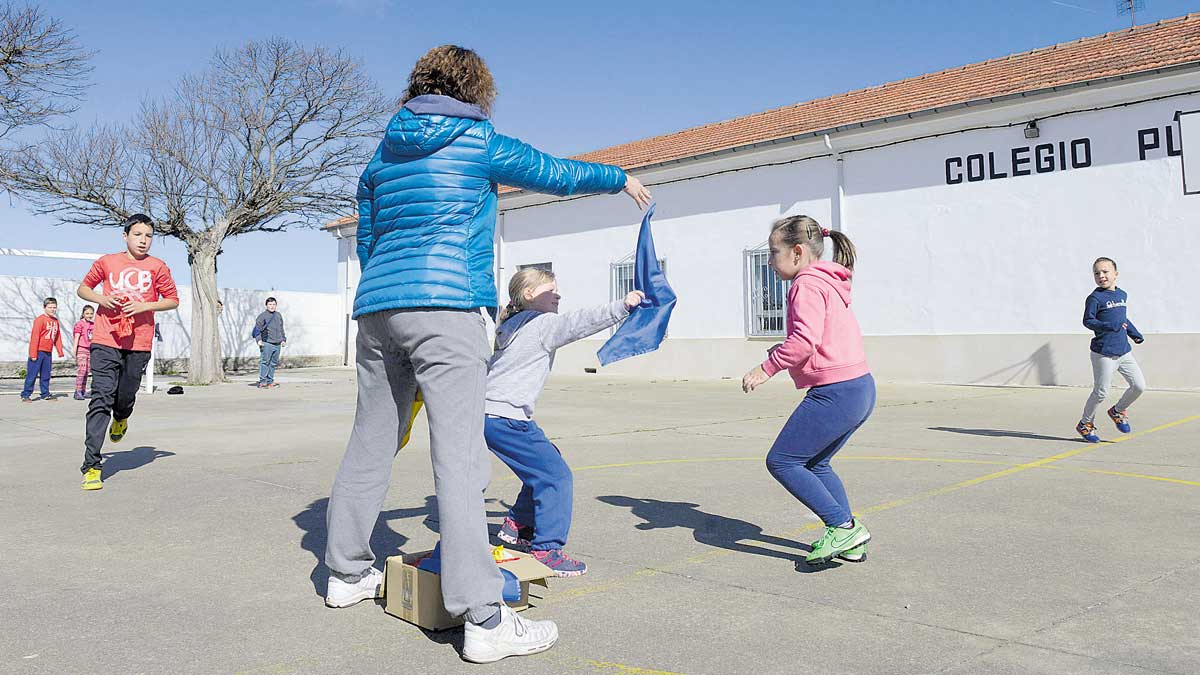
top-left (484, 416), bottom-right (573, 550)
top-left (258, 342), bottom-right (281, 384)
top-left (766, 373), bottom-right (876, 527)
top-left (21, 351), bottom-right (53, 399)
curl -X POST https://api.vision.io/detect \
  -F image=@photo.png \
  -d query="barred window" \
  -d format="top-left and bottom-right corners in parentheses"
top-left (610, 254), bottom-right (666, 335)
top-left (518, 262), bottom-right (553, 273)
top-left (610, 255), bottom-right (666, 301)
top-left (744, 245), bottom-right (790, 337)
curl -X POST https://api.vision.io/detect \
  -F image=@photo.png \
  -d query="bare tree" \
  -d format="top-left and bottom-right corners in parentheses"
top-left (0, 2), bottom-right (92, 138)
top-left (0, 38), bottom-right (392, 383)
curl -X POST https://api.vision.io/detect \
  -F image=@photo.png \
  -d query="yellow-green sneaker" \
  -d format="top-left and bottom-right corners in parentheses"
top-left (806, 519), bottom-right (871, 565)
top-left (81, 467), bottom-right (103, 491)
top-left (809, 539), bottom-right (868, 562)
top-left (109, 418), bottom-right (128, 443)
top-left (838, 542), bottom-right (868, 563)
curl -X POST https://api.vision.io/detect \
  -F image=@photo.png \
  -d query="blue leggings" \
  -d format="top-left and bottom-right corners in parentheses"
top-left (766, 373), bottom-right (875, 527)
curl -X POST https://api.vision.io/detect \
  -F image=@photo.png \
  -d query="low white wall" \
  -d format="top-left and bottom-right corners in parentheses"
top-left (548, 333), bottom-right (1200, 390)
top-left (0, 274), bottom-right (342, 364)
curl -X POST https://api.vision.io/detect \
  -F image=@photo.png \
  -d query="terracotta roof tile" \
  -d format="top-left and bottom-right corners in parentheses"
top-left (327, 13), bottom-right (1200, 220)
top-left (555, 15), bottom-right (1200, 173)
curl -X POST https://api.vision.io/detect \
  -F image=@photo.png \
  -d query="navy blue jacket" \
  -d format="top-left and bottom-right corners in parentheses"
top-left (1083, 287), bottom-right (1143, 357)
top-left (353, 95), bottom-right (627, 318)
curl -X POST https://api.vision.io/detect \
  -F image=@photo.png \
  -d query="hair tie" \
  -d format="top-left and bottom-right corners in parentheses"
top-left (821, 228), bottom-right (831, 237)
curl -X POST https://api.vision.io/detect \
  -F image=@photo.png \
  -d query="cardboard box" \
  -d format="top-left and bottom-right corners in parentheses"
top-left (383, 549), bottom-right (554, 631)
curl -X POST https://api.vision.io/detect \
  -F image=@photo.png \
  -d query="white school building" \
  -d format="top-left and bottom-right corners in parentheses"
top-left (327, 16), bottom-right (1200, 389)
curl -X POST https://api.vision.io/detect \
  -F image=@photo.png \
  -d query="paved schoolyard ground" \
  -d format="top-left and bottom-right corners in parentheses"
top-left (2, 368), bottom-right (1198, 674)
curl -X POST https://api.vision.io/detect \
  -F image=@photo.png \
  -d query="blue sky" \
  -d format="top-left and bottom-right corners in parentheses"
top-left (4, 0), bottom-right (1199, 291)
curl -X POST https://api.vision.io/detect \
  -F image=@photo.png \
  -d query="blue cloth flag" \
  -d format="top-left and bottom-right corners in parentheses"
top-left (597, 204), bottom-right (677, 366)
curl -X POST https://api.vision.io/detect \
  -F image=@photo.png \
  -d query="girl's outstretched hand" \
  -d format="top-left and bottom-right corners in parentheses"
top-left (623, 174), bottom-right (652, 210)
top-left (742, 365), bottom-right (769, 393)
top-left (624, 290), bottom-right (645, 310)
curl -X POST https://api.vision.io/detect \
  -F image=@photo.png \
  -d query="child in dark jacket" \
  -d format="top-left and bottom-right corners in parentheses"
top-left (1076, 257), bottom-right (1146, 443)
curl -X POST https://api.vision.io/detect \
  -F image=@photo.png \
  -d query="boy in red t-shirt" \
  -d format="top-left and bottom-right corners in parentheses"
top-left (20, 297), bottom-right (65, 402)
top-left (76, 214), bottom-right (180, 491)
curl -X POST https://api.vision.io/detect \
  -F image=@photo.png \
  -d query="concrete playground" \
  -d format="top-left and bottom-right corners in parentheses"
top-left (2, 368), bottom-right (1198, 674)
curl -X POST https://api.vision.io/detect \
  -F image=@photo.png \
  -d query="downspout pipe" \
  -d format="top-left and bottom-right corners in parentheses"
top-left (823, 134), bottom-right (846, 234)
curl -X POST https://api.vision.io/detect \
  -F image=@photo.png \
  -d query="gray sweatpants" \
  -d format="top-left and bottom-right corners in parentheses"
top-left (325, 308), bottom-right (503, 622)
top-left (1081, 350), bottom-right (1146, 424)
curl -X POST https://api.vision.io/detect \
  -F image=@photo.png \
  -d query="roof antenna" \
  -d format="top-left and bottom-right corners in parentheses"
top-left (1116, 0), bottom-right (1145, 29)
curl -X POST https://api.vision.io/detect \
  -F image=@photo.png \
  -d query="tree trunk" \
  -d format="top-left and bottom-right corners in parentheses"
top-left (187, 238), bottom-right (224, 385)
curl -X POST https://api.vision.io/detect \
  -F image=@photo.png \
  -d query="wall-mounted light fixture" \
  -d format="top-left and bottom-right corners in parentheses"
top-left (1024, 120), bottom-right (1040, 139)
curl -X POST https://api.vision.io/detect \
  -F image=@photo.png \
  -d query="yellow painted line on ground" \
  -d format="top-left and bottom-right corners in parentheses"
top-left (545, 567), bottom-right (664, 604)
top-left (1067, 468), bottom-right (1200, 487)
top-left (573, 457), bottom-right (762, 472)
top-left (885, 413), bottom-right (1200, 499)
top-left (567, 454), bottom-right (1200, 489)
top-left (554, 413), bottom-right (1200, 594)
top-left (584, 661), bottom-right (686, 675)
top-left (526, 649), bottom-right (687, 675)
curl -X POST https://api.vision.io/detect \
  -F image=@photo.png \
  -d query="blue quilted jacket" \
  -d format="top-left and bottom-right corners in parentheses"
top-left (353, 95), bottom-right (627, 317)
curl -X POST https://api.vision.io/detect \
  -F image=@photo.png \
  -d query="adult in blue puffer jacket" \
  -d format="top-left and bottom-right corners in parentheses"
top-left (324, 45), bottom-right (651, 664)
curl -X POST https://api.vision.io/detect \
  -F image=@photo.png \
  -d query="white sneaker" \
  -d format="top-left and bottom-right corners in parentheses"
top-left (325, 567), bottom-right (383, 608)
top-left (461, 605), bottom-right (558, 664)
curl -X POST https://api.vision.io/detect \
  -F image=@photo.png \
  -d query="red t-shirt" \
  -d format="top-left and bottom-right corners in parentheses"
top-left (82, 253), bottom-right (179, 352)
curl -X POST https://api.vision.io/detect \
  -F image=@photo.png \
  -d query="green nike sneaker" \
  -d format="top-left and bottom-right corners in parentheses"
top-left (838, 542), bottom-right (867, 562)
top-left (809, 538), bottom-right (868, 562)
top-left (807, 519), bottom-right (871, 565)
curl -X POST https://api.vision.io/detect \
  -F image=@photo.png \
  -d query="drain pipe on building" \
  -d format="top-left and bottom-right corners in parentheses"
top-left (823, 134), bottom-right (846, 235)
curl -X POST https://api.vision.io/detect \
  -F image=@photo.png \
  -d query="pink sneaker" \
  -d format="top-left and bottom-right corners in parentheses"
top-left (531, 549), bottom-right (587, 577)
top-left (497, 517), bottom-right (532, 549)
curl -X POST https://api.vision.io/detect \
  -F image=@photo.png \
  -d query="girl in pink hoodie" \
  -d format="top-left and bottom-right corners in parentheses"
top-left (742, 215), bottom-right (874, 566)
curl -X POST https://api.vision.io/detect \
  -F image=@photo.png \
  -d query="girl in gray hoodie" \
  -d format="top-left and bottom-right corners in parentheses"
top-left (485, 268), bottom-right (643, 576)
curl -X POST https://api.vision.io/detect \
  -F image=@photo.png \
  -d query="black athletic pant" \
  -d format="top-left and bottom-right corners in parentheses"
top-left (81, 344), bottom-right (151, 472)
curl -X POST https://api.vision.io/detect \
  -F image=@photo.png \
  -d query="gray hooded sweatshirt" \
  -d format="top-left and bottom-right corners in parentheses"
top-left (485, 300), bottom-right (629, 420)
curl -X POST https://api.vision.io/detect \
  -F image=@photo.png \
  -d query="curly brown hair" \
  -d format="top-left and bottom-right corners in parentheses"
top-left (401, 45), bottom-right (496, 115)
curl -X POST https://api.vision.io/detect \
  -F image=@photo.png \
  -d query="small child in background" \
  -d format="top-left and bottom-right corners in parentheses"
top-left (21, 297), bottom-right (65, 402)
top-left (1077, 257), bottom-right (1146, 443)
top-left (486, 268), bottom-right (644, 577)
top-left (73, 305), bottom-right (96, 400)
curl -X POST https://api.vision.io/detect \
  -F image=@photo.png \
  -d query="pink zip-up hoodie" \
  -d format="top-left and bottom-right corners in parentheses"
top-left (761, 261), bottom-right (869, 389)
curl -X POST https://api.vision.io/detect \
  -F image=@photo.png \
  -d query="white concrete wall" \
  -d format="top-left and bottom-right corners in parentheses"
top-left (500, 158), bottom-right (837, 340)
top-left (330, 68), bottom-right (1200, 388)
top-left (494, 69), bottom-right (1200, 387)
top-left (0, 274), bottom-right (342, 362)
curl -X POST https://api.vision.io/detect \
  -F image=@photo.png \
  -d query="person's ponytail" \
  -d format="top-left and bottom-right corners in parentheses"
top-left (827, 230), bottom-right (857, 271)
top-left (496, 300), bottom-right (519, 326)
